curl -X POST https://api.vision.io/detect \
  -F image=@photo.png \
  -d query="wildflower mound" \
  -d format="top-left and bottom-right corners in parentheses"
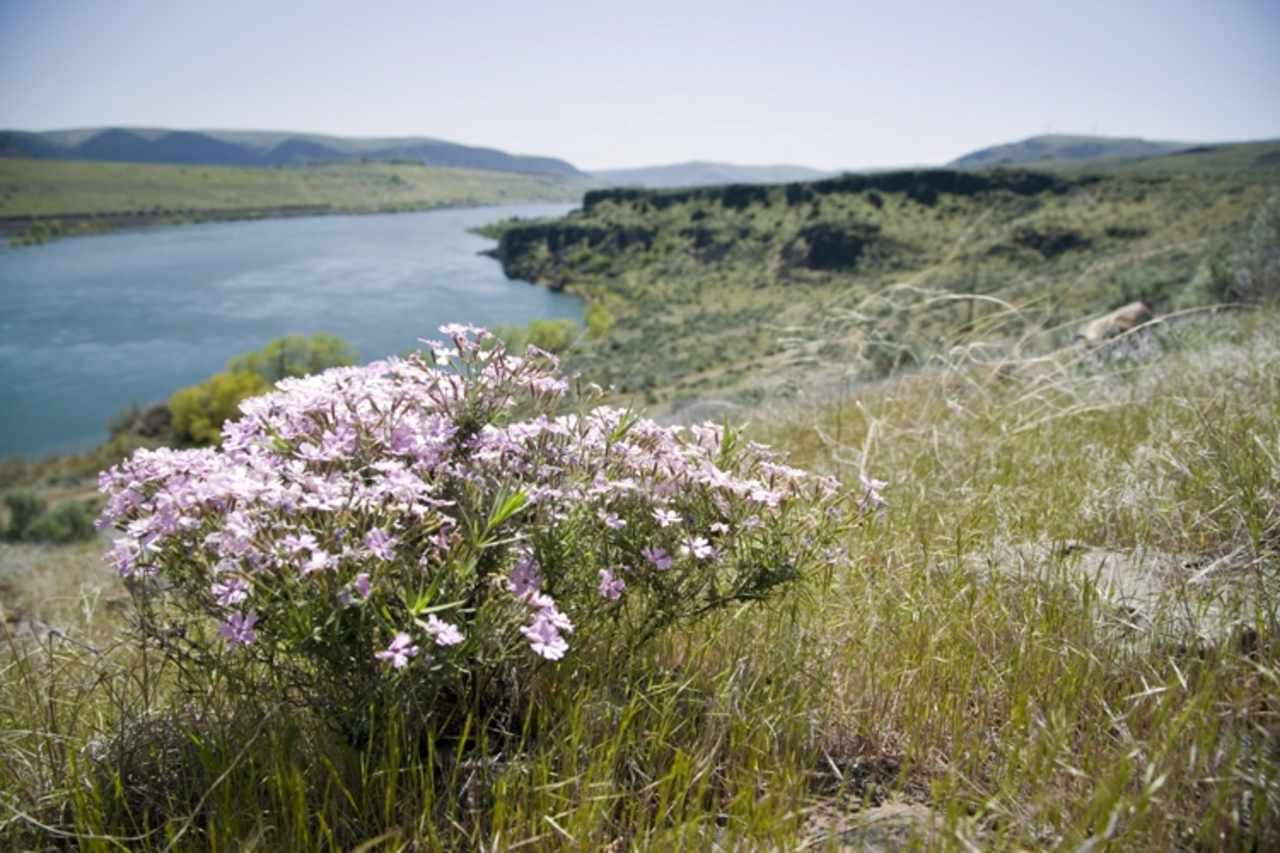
top-left (98, 325), bottom-right (860, 742)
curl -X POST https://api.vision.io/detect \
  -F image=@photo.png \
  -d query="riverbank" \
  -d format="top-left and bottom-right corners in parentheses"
top-left (1, 199), bottom-right (560, 246)
top-left (0, 157), bottom-right (588, 246)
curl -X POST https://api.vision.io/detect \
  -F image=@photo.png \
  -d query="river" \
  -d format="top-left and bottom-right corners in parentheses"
top-left (0, 203), bottom-right (578, 457)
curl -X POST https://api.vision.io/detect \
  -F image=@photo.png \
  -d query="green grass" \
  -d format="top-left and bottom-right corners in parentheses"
top-left (2, 308), bottom-right (1276, 849)
top-left (0, 157), bottom-right (585, 243)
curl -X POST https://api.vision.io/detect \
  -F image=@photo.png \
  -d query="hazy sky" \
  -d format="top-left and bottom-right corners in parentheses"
top-left (2, 0), bottom-right (1278, 171)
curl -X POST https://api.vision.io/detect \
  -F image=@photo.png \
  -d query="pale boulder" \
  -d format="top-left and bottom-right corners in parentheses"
top-left (1075, 301), bottom-right (1151, 345)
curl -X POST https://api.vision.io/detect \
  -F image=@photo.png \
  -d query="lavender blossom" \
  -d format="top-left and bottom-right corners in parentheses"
top-left (375, 632), bottom-right (419, 669)
top-left (219, 611), bottom-right (258, 646)
top-left (598, 568), bottom-right (626, 601)
top-left (423, 614), bottom-right (464, 646)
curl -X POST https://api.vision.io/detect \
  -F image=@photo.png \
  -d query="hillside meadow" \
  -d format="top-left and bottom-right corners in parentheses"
top-left (1, 306), bottom-right (1276, 849)
top-left (1, 146), bottom-right (1277, 849)
top-left (480, 141), bottom-right (1280, 414)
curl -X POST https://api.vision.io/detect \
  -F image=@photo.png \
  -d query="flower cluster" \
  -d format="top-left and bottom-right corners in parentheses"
top-left (98, 325), bottom-right (859, 711)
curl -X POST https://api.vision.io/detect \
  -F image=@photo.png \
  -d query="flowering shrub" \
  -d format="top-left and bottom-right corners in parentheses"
top-left (99, 325), bottom-right (859, 735)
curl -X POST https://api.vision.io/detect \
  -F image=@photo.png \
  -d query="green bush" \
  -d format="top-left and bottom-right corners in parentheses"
top-left (2, 492), bottom-right (99, 543)
top-left (495, 317), bottom-right (579, 354)
top-left (3, 491), bottom-right (47, 541)
top-left (100, 328), bottom-right (857, 745)
top-left (1210, 196), bottom-right (1280, 305)
top-left (170, 370), bottom-right (270, 446)
top-left (25, 499), bottom-right (99, 543)
top-left (225, 333), bottom-right (357, 383)
top-left (585, 301), bottom-right (616, 339)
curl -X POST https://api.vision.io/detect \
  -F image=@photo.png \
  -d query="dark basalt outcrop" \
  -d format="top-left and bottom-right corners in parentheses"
top-left (788, 223), bottom-right (884, 271)
top-left (1011, 225), bottom-right (1092, 258)
top-left (487, 222), bottom-right (656, 285)
top-left (1105, 225), bottom-right (1149, 240)
top-left (584, 169), bottom-right (1080, 214)
top-left (806, 169), bottom-right (1077, 206)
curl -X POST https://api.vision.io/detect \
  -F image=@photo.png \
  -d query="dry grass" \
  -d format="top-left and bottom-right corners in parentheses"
top-left (1, 309), bottom-right (1276, 849)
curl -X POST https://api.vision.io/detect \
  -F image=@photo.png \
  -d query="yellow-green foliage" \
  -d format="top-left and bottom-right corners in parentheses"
top-left (496, 317), bottom-right (580, 354)
top-left (169, 334), bottom-right (356, 446)
top-left (225, 332), bottom-right (357, 383)
top-left (584, 301), bottom-right (616, 339)
top-left (169, 370), bottom-right (269, 445)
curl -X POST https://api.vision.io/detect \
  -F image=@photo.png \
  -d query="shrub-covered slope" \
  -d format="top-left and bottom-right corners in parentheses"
top-left (481, 143), bottom-right (1280, 409)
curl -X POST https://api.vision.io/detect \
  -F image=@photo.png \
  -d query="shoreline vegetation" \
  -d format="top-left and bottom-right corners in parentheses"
top-left (0, 157), bottom-right (586, 245)
top-left (1, 139), bottom-right (1278, 848)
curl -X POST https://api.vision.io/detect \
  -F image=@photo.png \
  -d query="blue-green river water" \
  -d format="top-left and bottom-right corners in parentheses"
top-left (0, 204), bottom-right (578, 457)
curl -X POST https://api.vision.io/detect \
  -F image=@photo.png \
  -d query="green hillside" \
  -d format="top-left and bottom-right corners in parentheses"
top-left (591, 161), bottom-right (831, 188)
top-left (950, 133), bottom-right (1192, 168)
top-left (480, 142), bottom-right (1280, 409)
top-left (0, 157), bottom-right (587, 243)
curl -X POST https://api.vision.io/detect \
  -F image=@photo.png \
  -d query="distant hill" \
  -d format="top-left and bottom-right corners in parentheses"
top-left (591, 161), bottom-right (830, 188)
top-left (1028, 138), bottom-right (1280, 178)
top-left (0, 127), bottom-right (584, 178)
top-left (949, 134), bottom-right (1193, 169)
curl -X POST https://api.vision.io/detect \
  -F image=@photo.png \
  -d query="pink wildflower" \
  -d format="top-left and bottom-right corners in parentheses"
top-left (423, 614), bottom-right (464, 646)
top-left (507, 549), bottom-right (543, 597)
top-left (653, 508), bottom-right (681, 528)
top-left (364, 528), bottom-right (398, 561)
top-left (212, 576), bottom-right (249, 606)
top-left (219, 611), bottom-right (258, 646)
top-left (302, 549), bottom-right (335, 575)
top-left (642, 545), bottom-right (673, 571)
top-left (680, 536), bottom-right (716, 561)
top-left (598, 568), bottom-right (626, 601)
top-left (107, 538), bottom-right (140, 576)
top-left (859, 474), bottom-right (888, 511)
top-left (521, 614), bottom-right (569, 660)
top-left (375, 632), bottom-right (419, 668)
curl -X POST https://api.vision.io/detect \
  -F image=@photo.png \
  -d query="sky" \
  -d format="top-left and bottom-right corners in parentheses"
top-left (1, 0), bottom-right (1278, 172)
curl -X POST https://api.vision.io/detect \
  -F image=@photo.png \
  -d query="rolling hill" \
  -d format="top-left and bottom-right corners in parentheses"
top-left (0, 127), bottom-right (584, 178)
top-left (591, 161), bottom-right (830, 188)
top-left (950, 134), bottom-right (1193, 168)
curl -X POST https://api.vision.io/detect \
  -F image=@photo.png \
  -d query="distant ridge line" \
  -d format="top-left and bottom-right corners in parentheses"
top-left (0, 126), bottom-right (584, 178)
